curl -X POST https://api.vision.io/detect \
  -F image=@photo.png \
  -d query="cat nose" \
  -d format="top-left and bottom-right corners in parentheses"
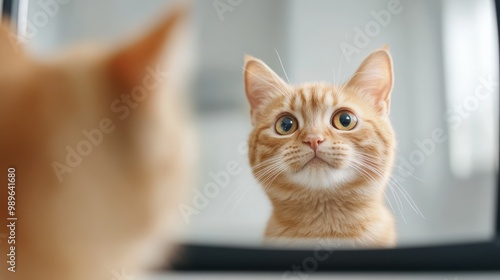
top-left (303, 135), bottom-right (324, 151)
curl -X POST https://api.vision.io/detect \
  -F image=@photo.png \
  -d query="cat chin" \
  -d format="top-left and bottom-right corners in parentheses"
top-left (287, 166), bottom-right (356, 190)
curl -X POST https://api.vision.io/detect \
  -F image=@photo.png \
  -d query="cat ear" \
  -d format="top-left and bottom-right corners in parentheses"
top-left (345, 47), bottom-right (394, 114)
top-left (244, 56), bottom-right (290, 124)
top-left (107, 5), bottom-right (189, 90)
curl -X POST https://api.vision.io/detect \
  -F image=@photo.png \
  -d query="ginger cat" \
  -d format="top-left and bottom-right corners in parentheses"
top-left (0, 6), bottom-right (193, 280)
top-left (244, 48), bottom-right (396, 248)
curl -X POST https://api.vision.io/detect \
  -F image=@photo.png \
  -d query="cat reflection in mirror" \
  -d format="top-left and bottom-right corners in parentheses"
top-left (244, 48), bottom-right (396, 247)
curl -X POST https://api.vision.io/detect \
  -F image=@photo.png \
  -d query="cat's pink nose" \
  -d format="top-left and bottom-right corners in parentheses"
top-left (303, 136), bottom-right (324, 151)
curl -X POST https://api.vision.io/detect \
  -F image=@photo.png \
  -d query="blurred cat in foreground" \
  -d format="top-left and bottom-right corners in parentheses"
top-left (0, 5), bottom-right (194, 280)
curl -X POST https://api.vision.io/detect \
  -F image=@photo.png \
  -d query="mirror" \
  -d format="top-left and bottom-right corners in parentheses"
top-left (27, 0), bottom-right (498, 249)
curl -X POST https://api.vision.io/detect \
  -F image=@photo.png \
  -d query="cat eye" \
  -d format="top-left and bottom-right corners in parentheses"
top-left (332, 110), bottom-right (358, 130)
top-left (275, 114), bottom-right (298, 135)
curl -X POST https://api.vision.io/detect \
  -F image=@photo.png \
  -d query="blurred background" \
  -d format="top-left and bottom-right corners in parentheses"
top-left (25, 0), bottom-right (499, 247)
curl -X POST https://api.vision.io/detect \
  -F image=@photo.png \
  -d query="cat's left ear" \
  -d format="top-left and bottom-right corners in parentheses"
top-left (244, 56), bottom-right (290, 125)
top-left (345, 47), bottom-right (394, 114)
top-left (107, 5), bottom-right (189, 90)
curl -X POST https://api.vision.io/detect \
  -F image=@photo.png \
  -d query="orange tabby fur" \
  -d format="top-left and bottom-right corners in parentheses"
top-left (244, 48), bottom-right (396, 247)
top-left (0, 6), bottom-right (193, 280)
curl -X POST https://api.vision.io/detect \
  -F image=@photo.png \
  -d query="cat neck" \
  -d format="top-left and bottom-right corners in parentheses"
top-left (265, 180), bottom-right (388, 239)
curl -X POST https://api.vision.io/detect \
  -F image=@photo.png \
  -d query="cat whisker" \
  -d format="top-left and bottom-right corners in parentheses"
top-left (354, 152), bottom-right (425, 218)
top-left (350, 157), bottom-right (385, 180)
top-left (352, 152), bottom-right (395, 176)
top-left (255, 158), bottom-right (287, 182)
top-left (271, 73), bottom-right (291, 98)
top-left (230, 163), bottom-right (290, 216)
top-left (388, 176), bottom-right (425, 219)
top-left (346, 162), bottom-right (397, 217)
top-left (242, 67), bottom-right (291, 98)
top-left (257, 164), bottom-right (283, 181)
top-left (333, 66), bottom-right (337, 88)
top-left (275, 49), bottom-right (292, 84)
top-left (335, 46), bottom-right (346, 89)
top-left (349, 159), bottom-right (408, 223)
top-left (388, 184), bottom-right (407, 224)
top-left (252, 157), bottom-right (282, 171)
top-left (354, 152), bottom-right (426, 183)
top-left (226, 184), bottom-right (252, 216)
top-left (223, 158), bottom-right (282, 218)
top-left (253, 165), bottom-right (280, 179)
top-left (263, 167), bottom-right (286, 189)
top-left (352, 151), bottom-right (387, 163)
top-left (218, 183), bottom-right (246, 218)
top-left (259, 164), bottom-right (287, 190)
top-left (225, 160), bottom-right (286, 217)
top-left (352, 156), bottom-right (425, 220)
top-left (254, 162), bottom-right (284, 182)
top-left (392, 164), bottom-right (426, 183)
top-left (333, 36), bottom-right (348, 87)
top-left (252, 155), bottom-right (287, 172)
top-left (347, 161), bottom-right (380, 187)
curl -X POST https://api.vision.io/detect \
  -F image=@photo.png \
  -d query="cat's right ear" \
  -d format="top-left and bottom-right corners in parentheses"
top-left (344, 47), bottom-right (394, 115)
top-left (244, 56), bottom-right (290, 125)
